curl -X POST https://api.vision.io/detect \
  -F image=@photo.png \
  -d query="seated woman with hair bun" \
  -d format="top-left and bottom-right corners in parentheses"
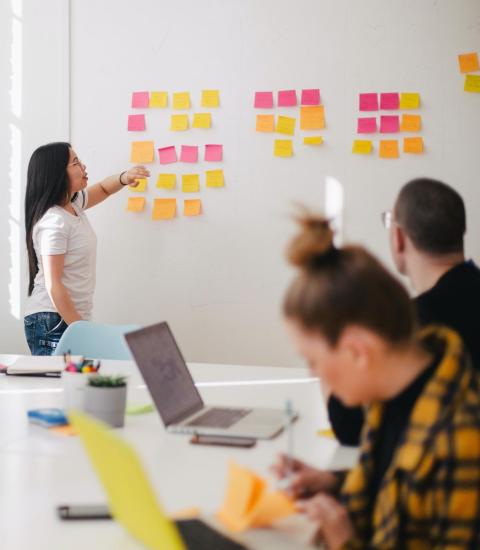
top-left (271, 212), bottom-right (480, 549)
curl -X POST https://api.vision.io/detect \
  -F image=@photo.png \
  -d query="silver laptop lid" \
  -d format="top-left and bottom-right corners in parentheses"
top-left (125, 322), bottom-right (204, 426)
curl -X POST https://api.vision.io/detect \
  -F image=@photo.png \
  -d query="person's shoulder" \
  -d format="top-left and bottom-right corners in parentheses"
top-left (34, 207), bottom-right (69, 233)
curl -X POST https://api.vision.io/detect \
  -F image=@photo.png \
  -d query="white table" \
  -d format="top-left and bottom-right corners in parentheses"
top-left (0, 356), bottom-right (358, 550)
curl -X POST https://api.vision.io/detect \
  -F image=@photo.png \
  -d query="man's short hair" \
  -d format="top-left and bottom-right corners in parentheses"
top-left (395, 178), bottom-right (466, 255)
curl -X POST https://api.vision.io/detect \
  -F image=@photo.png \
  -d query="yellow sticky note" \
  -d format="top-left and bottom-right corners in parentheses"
top-left (256, 114), bottom-right (275, 133)
top-left (206, 169), bottom-right (224, 188)
top-left (379, 140), bottom-right (399, 159)
top-left (184, 199), bottom-right (202, 216)
top-left (300, 105), bottom-right (325, 130)
top-left (172, 92), bottom-right (190, 110)
top-left (274, 139), bottom-right (293, 158)
top-left (464, 74), bottom-right (480, 93)
top-left (400, 114), bottom-right (422, 132)
top-left (149, 91), bottom-right (168, 108)
top-left (193, 113), bottom-right (211, 129)
top-left (201, 89), bottom-right (220, 108)
top-left (403, 137), bottom-right (424, 154)
top-left (276, 115), bottom-right (296, 136)
top-left (129, 178), bottom-right (147, 192)
top-left (156, 174), bottom-right (176, 190)
top-left (130, 141), bottom-right (154, 163)
top-left (399, 93), bottom-right (420, 109)
top-left (317, 428), bottom-right (336, 439)
top-left (352, 140), bottom-right (372, 155)
top-left (170, 114), bottom-right (189, 131)
top-left (458, 52), bottom-right (479, 74)
top-left (303, 136), bottom-right (323, 145)
top-left (152, 199), bottom-right (176, 220)
top-left (182, 174), bottom-right (200, 193)
top-left (69, 411), bottom-right (185, 550)
top-left (127, 197), bottom-right (146, 212)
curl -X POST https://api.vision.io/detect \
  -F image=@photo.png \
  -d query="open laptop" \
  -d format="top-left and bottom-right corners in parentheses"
top-left (125, 322), bottom-right (292, 439)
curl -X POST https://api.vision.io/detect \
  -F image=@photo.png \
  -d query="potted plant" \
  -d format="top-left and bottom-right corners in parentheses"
top-left (84, 375), bottom-right (127, 428)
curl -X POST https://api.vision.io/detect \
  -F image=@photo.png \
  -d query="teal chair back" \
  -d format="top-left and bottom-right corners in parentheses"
top-left (53, 321), bottom-right (141, 360)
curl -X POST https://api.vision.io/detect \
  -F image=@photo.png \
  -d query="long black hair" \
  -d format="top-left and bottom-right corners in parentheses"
top-left (25, 142), bottom-right (71, 295)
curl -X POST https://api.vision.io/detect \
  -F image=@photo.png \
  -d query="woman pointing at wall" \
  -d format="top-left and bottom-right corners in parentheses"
top-left (24, 142), bottom-right (149, 355)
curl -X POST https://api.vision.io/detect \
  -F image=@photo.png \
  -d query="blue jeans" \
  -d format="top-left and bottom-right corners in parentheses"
top-left (24, 312), bottom-right (68, 355)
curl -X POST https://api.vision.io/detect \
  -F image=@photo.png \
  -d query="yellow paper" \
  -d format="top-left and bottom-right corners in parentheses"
top-left (152, 199), bottom-right (176, 220)
top-left (184, 199), bottom-right (202, 216)
top-left (400, 114), bottom-right (421, 132)
top-left (129, 178), bottom-right (147, 192)
top-left (127, 197), bottom-right (146, 212)
top-left (130, 141), bottom-right (154, 163)
top-left (170, 114), bottom-right (189, 131)
top-left (352, 140), bottom-right (372, 155)
top-left (149, 91), bottom-right (168, 108)
top-left (464, 74), bottom-right (480, 93)
top-left (379, 140), bottom-right (399, 159)
top-left (69, 411), bottom-right (185, 550)
top-left (182, 174), bottom-right (200, 193)
top-left (276, 115), bottom-right (296, 136)
top-left (249, 492), bottom-right (296, 528)
top-left (201, 89), bottom-right (220, 108)
top-left (193, 113), bottom-right (212, 129)
top-left (399, 93), bottom-right (420, 109)
top-left (403, 137), bottom-right (424, 154)
top-left (156, 174), bottom-right (176, 190)
top-left (256, 114), bottom-right (275, 133)
top-left (303, 136), bottom-right (323, 145)
top-left (172, 91), bottom-right (190, 110)
top-left (317, 428), bottom-right (336, 438)
top-left (274, 139), bottom-right (293, 158)
top-left (300, 105), bottom-right (325, 130)
top-left (205, 169), bottom-right (224, 188)
top-left (458, 52), bottom-right (479, 74)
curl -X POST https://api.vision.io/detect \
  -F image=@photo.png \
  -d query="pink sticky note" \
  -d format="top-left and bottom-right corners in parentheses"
top-left (180, 145), bottom-right (199, 163)
top-left (127, 114), bottom-right (146, 131)
top-left (357, 117), bottom-right (377, 133)
top-left (254, 91), bottom-right (274, 108)
top-left (301, 89), bottom-right (321, 105)
top-left (380, 115), bottom-right (400, 133)
top-left (205, 144), bottom-right (223, 162)
top-left (158, 146), bottom-right (177, 164)
top-left (131, 92), bottom-right (149, 108)
top-left (278, 90), bottom-right (297, 107)
top-left (380, 93), bottom-right (399, 110)
top-left (359, 93), bottom-right (379, 111)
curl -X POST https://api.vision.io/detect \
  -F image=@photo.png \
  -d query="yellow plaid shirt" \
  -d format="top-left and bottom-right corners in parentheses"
top-left (340, 327), bottom-right (480, 549)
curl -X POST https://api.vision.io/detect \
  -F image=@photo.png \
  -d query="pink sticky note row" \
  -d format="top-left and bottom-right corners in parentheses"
top-left (278, 90), bottom-right (297, 107)
top-left (359, 93), bottom-right (378, 111)
top-left (180, 145), bottom-right (198, 163)
top-left (380, 115), bottom-right (400, 133)
top-left (128, 114), bottom-right (146, 132)
top-left (158, 146), bottom-right (177, 164)
top-left (380, 93), bottom-right (399, 110)
top-left (301, 89), bottom-right (321, 105)
top-left (205, 144), bottom-right (223, 162)
top-left (254, 91), bottom-right (274, 109)
top-left (132, 91), bottom-right (149, 108)
top-left (357, 117), bottom-right (377, 133)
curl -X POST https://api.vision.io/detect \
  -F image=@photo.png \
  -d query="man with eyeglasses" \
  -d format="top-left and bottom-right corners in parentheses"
top-left (328, 177), bottom-right (480, 446)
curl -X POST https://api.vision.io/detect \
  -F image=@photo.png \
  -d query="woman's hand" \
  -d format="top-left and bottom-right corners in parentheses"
top-left (124, 165), bottom-right (150, 186)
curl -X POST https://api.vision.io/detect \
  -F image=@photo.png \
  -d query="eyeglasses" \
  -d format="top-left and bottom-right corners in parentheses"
top-left (69, 159), bottom-right (85, 168)
top-left (381, 210), bottom-right (392, 229)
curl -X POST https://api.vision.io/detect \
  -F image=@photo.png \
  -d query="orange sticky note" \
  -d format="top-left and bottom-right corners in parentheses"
top-left (458, 52), bottom-right (479, 74)
top-left (152, 199), bottom-right (176, 220)
top-left (249, 492), bottom-right (295, 528)
top-left (184, 199), bottom-right (202, 216)
top-left (127, 197), bottom-right (146, 212)
top-left (400, 114), bottom-right (421, 132)
top-left (130, 141), bottom-right (154, 163)
top-left (403, 137), bottom-right (424, 154)
top-left (256, 114), bottom-right (275, 132)
top-left (300, 105), bottom-right (325, 130)
top-left (50, 424), bottom-right (77, 436)
top-left (379, 140), bottom-right (399, 159)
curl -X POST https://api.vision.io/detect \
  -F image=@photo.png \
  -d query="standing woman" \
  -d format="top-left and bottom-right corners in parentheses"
top-left (24, 142), bottom-right (149, 355)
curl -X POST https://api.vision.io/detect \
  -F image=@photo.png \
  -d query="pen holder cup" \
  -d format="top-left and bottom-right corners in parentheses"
top-left (84, 385), bottom-right (127, 428)
top-left (62, 371), bottom-right (92, 411)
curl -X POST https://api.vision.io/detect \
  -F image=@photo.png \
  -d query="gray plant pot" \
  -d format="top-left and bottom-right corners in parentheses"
top-left (84, 385), bottom-right (127, 428)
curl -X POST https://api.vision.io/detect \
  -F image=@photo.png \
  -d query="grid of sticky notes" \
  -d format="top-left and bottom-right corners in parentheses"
top-left (254, 89), bottom-right (325, 157)
top-left (127, 90), bottom-right (224, 220)
top-left (458, 52), bottom-right (480, 94)
top-left (352, 92), bottom-right (423, 158)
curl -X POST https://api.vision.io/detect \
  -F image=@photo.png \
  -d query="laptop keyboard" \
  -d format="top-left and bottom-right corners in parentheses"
top-left (176, 519), bottom-right (247, 550)
top-left (186, 407), bottom-right (251, 429)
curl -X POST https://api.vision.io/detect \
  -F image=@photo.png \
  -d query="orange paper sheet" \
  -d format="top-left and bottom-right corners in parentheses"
top-left (256, 114), bottom-right (275, 132)
top-left (400, 114), bottom-right (421, 132)
top-left (183, 199), bottom-right (202, 216)
top-left (130, 141), bottom-right (154, 163)
top-left (458, 52), bottom-right (479, 74)
top-left (127, 197), bottom-right (146, 212)
top-left (403, 137), bottom-right (424, 154)
top-left (152, 199), bottom-right (176, 220)
top-left (379, 140), bottom-right (399, 159)
top-left (300, 105), bottom-right (325, 130)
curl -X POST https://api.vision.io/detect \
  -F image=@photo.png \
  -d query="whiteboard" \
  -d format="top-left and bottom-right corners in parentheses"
top-left (70, 0), bottom-right (480, 367)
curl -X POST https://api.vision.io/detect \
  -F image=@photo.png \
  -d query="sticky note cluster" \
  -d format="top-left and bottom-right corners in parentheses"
top-left (353, 91), bottom-right (424, 158)
top-left (458, 52), bottom-right (480, 93)
top-left (153, 144), bottom-right (224, 165)
top-left (127, 198), bottom-right (202, 219)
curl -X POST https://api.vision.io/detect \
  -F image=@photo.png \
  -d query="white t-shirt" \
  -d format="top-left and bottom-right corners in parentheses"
top-left (25, 190), bottom-right (97, 320)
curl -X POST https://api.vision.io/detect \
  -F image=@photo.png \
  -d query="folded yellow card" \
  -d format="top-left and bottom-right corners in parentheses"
top-left (182, 174), bottom-right (200, 193)
top-left (300, 105), bottom-right (325, 130)
top-left (173, 91), bottom-right (190, 110)
top-left (352, 140), bottom-right (372, 154)
top-left (156, 174), bottom-right (176, 190)
top-left (127, 197), bottom-right (146, 212)
top-left (130, 141), bottom-right (154, 163)
top-left (276, 115), bottom-right (296, 136)
top-left (379, 140), bottom-right (399, 159)
top-left (193, 113), bottom-right (212, 129)
top-left (149, 91), bottom-right (168, 108)
top-left (152, 199), bottom-right (176, 220)
top-left (201, 89), bottom-right (220, 108)
top-left (170, 114), bottom-right (189, 131)
top-left (274, 139), bottom-right (293, 157)
top-left (256, 114), bottom-right (275, 133)
top-left (206, 169), bottom-right (224, 188)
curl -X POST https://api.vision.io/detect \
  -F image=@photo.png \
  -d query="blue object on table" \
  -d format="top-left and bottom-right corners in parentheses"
top-left (27, 409), bottom-right (68, 428)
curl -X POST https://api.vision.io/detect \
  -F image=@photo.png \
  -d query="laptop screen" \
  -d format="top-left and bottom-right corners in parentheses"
top-left (125, 322), bottom-right (203, 426)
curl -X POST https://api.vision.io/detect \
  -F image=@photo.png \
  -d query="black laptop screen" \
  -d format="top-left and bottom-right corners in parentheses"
top-left (125, 322), bottom-right (203, 426)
